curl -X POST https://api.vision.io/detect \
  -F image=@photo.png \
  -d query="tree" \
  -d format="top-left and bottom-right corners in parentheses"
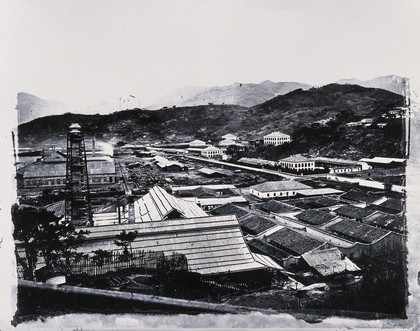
top-left (12, 204), bottom-right (89, 280)
top-left (115, 230), bottom-right (138, 261)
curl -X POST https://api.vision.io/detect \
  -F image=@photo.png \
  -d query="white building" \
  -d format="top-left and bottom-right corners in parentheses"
top-left (189, 139), bottom-right (207, 147)
top-left (263, 132), bottom-right (291, 146)
top-left (279, 155), bottom-right (315, 171)
top-left (222, 133), bottom-right (238, 141)
top-left (200, 146), bottom-right (224, 158)
top-left (218, 139), bottom-right (238, 147)
top-left (249, 180), bottom-right (312, 199)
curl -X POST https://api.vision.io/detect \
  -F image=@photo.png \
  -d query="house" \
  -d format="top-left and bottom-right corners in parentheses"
top-left (361, 118), bottom-right (374, 126)
top-left (237, 157), bottom-right (276, 167)
top-left (301, 248), bottom-right (361, 278)
top-left (200, 146), bottom-right (225, 158)
top-left (238, 214), bottom-right (277, 236)
top-left (294, 209), bottom-right (337, 226)
top-left (197, 167), bottom-right (234, 178)
top-left (188, 139), bottom-right (207, 148)
top-left (256, 200), bottom-right (302, 216)
top-left (279, 155), bottom-right (315, 171)
top-left (313, 157), bottom-right (371, 173)
top-left (249, 180), bottom-right (312, 199)
top-left (222, 133), bottom-right (238, 141)
top-left (173, 185), bottom-right (247, 211)
top-left (153, 155), bottom-right (186, 172)
top-left (263, 131), bottom-right (291, 146)
top-left (358, 157), bottom-right (406, 168)
top-left (131, 185), bottom-right (208, 222)
top-left (218, 139), bottom-right (238, 147)
top-left (22, 156), bottom-right (117, 189)
top-left (333, 205), bottom-right (377, 221)
top-left (346, 121), bottom-right (363, 127)
top-left (265, 227), bottom-right (326, 257)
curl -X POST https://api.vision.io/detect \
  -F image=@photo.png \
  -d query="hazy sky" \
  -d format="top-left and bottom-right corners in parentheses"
top-left (1, 0), bottom-right (420, 110)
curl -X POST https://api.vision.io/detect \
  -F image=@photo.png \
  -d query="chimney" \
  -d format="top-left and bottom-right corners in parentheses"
top-left (92, 134), bottom-right (96, 157)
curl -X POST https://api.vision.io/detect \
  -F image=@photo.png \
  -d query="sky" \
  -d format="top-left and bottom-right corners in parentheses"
top-left (1, 1), bottom-right (420, 329)
top-left (1, 0), bottom-right (420, 112)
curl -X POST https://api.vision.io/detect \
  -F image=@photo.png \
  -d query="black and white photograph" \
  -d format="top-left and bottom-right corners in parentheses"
top-left (1, 0), bottom-right (420, 330)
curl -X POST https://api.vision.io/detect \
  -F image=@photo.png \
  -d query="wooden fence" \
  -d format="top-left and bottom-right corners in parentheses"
top-left (69, 250), bottom-right (165, 276)
top-left (16, 250), bottom-right (188, 279)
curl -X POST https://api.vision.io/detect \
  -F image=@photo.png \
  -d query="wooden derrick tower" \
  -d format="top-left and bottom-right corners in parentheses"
top-left (65, 123), bottom-right (93, 226)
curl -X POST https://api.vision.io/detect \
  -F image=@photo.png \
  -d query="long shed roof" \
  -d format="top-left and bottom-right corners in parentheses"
top-left (84, 214), bottom-right (264, 275)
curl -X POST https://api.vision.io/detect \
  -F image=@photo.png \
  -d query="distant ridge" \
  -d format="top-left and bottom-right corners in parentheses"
top-left (158, 80), bottom-right (313, 108)
top-left (336, 75), bottom-right (408, 96)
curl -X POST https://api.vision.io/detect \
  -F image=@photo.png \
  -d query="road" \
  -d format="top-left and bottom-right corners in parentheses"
top-left (184, 155), bottom-right (300, 180)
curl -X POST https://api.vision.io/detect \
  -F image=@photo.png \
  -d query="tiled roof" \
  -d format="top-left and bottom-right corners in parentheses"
top-left (327, 219), bottom-right (390, 244)
top-left (154, 155), bottom-right (185, 169)
top-left (247, 238), bottom-right (291, 261)
top-left (286, 196), bottom-right (342, 210)
top-left (334, 205), bottom-right (376, 220)
top-left (211, 203), bottom-right (250, 219)
top-left (84, 214), bottom-right (264, 275)
top-left (377, 198), bottom-right (404, 212)
top-left (238, 214), bottom-right (276, 235)
top-left (250, 180), bottom-right (312, 193)
top-left (266, 228), bottom-right (325, 256)
top-left (257, 200), bottom-right (301, 214)
top-left (134, 186), bottom-right (208, 222)
top-left (198, 167), bottom-right (233, 177)
top-left (340, 190), bottom-right (384, 204)
top-left (302, 248), bottom-right (360, 277)
top-left (295, 210), bottom-right (336, 226)
top-left (363, 212), bottom-right (406, 234)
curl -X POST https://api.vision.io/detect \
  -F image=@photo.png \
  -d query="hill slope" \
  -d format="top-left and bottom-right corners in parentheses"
top-left (17, 84), bottom-right (405, 159)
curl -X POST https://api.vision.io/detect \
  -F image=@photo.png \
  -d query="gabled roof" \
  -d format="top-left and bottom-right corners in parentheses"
top-left (295, 209), bottom-right (336, 226)
top-left (302, 248), bottom-right (360, 277)
top-left (250, 180), bottom-right (312, 193)
top-left (134, 186), bottom-right (208, 222)
top-left (85, 214), bottom-right (264, 275)
top-left (198, 167), bottom-right (233, 177)
top-left (264, 131), bottom-right (290, 138)
top-left (267, 228), bottom-right (325, 256)
top-left (327, 219), bottom-right (390, 244)
top-left (238, 214), bottom-right (276, 235)
top-left (154, 155), bottom-right (185, 169)
top-left (340, 190), bottom-right (384, 204)
top-left (211, 203), bottom-right (250, 219)
top-left (189, 139), bottom-right (207, 145)
top-left (334, 205), bottom-right (376, 220)
top-left (218, 139), bottom-right (237, 146)
top-left (257, 200), bottom-right (301, 214)
top-left (191, 186), bottom-right (218, 197)
top-left (363, 212), bottom-right (406, 234)
top-left (359, 157), bottom-right (406, 164)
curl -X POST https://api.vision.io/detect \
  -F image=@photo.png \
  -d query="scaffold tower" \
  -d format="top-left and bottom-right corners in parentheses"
top-left (65, 123), bottom-right (93, 226)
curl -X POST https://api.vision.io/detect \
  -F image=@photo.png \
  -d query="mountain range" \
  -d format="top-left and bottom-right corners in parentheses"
top-left (15, 75), bottom-right (408, 125)
top-left (17, 83), bottom-right (405, 159)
